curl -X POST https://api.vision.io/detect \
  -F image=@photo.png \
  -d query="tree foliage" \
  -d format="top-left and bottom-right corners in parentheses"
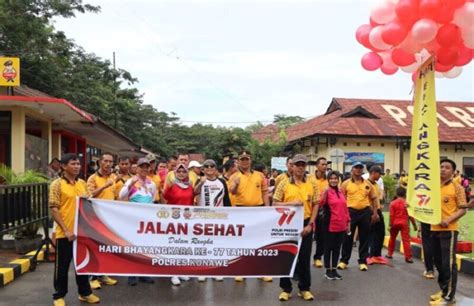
top-left (0, 0), bottom-right (286, 165)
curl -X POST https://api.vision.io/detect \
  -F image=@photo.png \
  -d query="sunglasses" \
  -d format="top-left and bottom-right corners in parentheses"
top-left (203, 165), bottom-right (216, 169)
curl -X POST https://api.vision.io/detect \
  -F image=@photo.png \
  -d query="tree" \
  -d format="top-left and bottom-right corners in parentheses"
top-left (273, 114), bottom-right (305, 128)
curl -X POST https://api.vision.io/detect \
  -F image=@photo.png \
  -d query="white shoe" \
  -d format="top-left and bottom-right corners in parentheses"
top-left (197, 277), bottom-right (206, 282)
top-left (179, 276), bottom-right (190, 281)
top-left (214, 277), bottom-right (224, 282)
top-left (171, 277), bottom-right (181, 286)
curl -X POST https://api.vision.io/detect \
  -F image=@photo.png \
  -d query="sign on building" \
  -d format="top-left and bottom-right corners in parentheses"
top-left (271, 157), bottom-right (288, 171)
top-left (0, 57), bottom-right (20, 87)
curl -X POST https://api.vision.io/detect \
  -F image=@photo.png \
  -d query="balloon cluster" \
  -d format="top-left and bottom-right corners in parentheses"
top-left (357, 0), bottom-right (474, 79)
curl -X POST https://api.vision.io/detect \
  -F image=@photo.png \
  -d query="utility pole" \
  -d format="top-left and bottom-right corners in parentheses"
top-left (113, 51), bottom-right (118, 129)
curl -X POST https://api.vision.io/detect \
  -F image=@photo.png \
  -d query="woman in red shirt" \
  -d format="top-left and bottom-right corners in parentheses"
top-left (321, 171), bottom-right (350, 280)
top-left (163, 164), bottom-right (194, 205)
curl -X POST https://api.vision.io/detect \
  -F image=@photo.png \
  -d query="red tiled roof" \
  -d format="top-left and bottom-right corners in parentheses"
top-left (252, 124), bottom-right (280, 143)
top-left (254, 98), bottom-right (474, 144)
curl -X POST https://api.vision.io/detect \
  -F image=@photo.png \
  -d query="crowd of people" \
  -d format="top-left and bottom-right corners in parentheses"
top-left (48, 150), bottom-right (473, 306)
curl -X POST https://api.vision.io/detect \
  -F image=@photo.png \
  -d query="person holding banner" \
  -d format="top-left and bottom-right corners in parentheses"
top-left (86, 153), bottom-right (119, 288)
top-left (194, 159), bottom-right (231, 282)
top-left (273, 154), bottom-right (319, 301)
top-left (229, 150), bottom-right (270, 282)
top-left (312, 157), bottom-right (328, 268)
top-left (118, 157), bottom-right (157, 286)
top-left (429, 159), bottom-right (467, 305)
top-left (338, 161), bottom-right (380, 272)
top-left (49, 153), bottom-right (100, 306)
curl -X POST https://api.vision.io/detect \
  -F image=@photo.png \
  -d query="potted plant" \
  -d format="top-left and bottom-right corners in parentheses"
top-left (457, 223), bottom-right (472, 254)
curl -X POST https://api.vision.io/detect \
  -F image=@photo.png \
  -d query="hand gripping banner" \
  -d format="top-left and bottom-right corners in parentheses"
top-left (74, 198), bottom-right (303, 277)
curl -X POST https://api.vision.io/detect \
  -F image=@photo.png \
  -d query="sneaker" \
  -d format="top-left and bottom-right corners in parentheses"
top-left (337, 262), bottom-right (348, 270)
top-left (279, 291), bottom-right (291, 301)
top-left (171, 276), bottom-right (181, 286)
top-left (324, 269), bottom-right (335, 280)
top-left (89, 279), bottom-right (101, 290)
top-left (139, 277), bottom-right (155, 284)
top-left (214, 277), bottom-right (224, 282)
top-left (262, 277), bottom-right (273, 282)
top-left (424, 271), bottom-right (435, 279)
top-left (180, 276), bottom-right (190, 281)
top-left (405, 258), bottom-right (414, 264)
top-left (198, 277), bottom-right (207, 282)
top-left (128, 277), bottom-right (138, 286)
top-left (430, 297), bottom-right (456, 305)
top-left (314, 259), bottom-right (323, 268)
top-left (53, 298), bottom-right (65, 306)
top-left (430, 291), bottom-right (443, 301)
top-left (235, 277), bottom-right (245, 282)
top-left (385, 254), bottom-right (393, 259)
top-left (78, 294), bottom-right (100, 304)
top-left (298, 291), bottom-right (314, 301)
top-left (333, 270), bottom-right (343, 280)
top-left (99, 275), bottom-right (118, 286)
top-left (359, 264), bottom-right (368, 271)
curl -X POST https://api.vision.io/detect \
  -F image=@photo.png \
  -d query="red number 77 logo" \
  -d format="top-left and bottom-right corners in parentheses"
top-left (275, 208), bottom-right (296, 226)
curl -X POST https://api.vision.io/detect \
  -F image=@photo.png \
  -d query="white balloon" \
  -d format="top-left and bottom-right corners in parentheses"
top-left (380, 51), bottom-right (398, 69)
top-left (453, 3), bottom-right (474, 29)
top-left (370, 1), bottom-right (396, 25)
top-left (369, 26), bottom-right (392, 50)
top-left (461, 26), bottom-right (474, 49)
top-left (400, 61), bottom-right (419, 73)
top-left (444, 67), bottom-right (463, 79)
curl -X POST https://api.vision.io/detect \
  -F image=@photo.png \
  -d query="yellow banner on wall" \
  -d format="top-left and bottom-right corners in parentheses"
top-left (406, 57), bottom-right (441, 225)
top-left (0, 57), bottom-right (20, 87)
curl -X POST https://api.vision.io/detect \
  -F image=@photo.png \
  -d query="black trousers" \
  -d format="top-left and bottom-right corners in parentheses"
top-left (324, 231), bottom-right (345, 269)
top-left (280, 219), bottom-right (312, 293)
top-left (340, 207), bottom-right (372, 265)
top-left (421, 222), bottom-right (434, 272)
top-left (432, 231), bottom-right (458, 302)
top-left (53, 238), bottom-right (92, 300)
top-left (368, 209), bottom-right (385, 257)
top-left (313, 214), bottom-right (325, 260)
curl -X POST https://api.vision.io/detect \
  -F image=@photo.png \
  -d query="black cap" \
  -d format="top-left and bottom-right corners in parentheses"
top-left (369, 165), bottom-right (384, 175)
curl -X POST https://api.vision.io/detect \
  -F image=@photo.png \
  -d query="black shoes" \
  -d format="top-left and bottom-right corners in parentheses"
top-left (325, 269), bottom-right (342, 280)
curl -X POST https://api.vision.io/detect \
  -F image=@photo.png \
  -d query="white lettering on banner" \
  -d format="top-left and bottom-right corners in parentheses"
top-left (446, 107), bottom-right (474, 127)
top-left (74, 199), bottom-right (303, 277)
top-left (383, 104), bottom-right (467, 128)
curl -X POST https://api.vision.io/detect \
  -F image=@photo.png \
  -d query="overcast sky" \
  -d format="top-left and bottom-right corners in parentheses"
top-left (54, 0), bottom-right (474, 127)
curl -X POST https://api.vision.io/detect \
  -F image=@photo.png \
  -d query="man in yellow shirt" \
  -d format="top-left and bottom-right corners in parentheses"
top-left (312, 157), bottom-right (329, 268)
top-left (452, 170), bottom-right (461, 185)
top-left (114, 156), bottom-right (131, 200)
top-left (338, 161), bottom-right (380, 272)
top-left (275, 157), bottom-right (293, 190)
top-left (229, 150), bottom-right (270, 282)
top-left (429, 159), bottom-right (467, 305)
top-left (273, 154), bottom-right (319, 302)
top-left (86, 153), bottom-right (118, 288)
top-left (399, 170), bottom-right (408, 188)
top-left (49, 153), bottom-right (100, 306)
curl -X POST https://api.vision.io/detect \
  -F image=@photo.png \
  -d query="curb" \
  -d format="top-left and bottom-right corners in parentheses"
top-left (0, 248), bottom-right (47, 287)
top-left (383, 236), bottom-right (474, 276)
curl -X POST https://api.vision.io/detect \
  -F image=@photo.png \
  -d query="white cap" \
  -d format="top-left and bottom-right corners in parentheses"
top-left (188, 160), bottom-right (202, 168)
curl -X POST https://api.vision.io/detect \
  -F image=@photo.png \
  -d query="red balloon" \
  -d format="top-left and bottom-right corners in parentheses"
top-left (436, 24), bottom-right (462, 47)
top-left (434, 3), bottom-right (455, 24)
top-left (391, 48), bottom-right (417, 66)
top-left (456, 46), bottom-right (473, 66)
top-left (435, 62), bottom-right (454, 72)
top-left (381, 65), bottom-right (399, 75)
top-left (382, 21), bottom-right (408, 45)
top-left (437, 47), bottom-right (459, 65)
top-left (361, 52), bottom-right (383, 71)
top-left (396, 0), bottom-right (419, 26)
top-left (419, 0), bottom-right (441, 19)
top-left (370, 18), bottom-right (380, 27)
top-left (448, 0), bottom-right (466, 9)
top-left (356, 24), bottom-right (372, 44)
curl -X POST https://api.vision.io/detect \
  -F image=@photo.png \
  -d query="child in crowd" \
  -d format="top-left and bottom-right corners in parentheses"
top-left (386, 187), bottom-right (417, 263)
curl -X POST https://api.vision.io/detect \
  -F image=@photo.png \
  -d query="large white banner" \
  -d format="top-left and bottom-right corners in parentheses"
top-left (74, 198), bottom-right (303, 277)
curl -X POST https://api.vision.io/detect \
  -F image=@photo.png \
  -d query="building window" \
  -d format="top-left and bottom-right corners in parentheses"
top-left (463, 157), bottom-right (474, 178)
top-left (0, 111), bottom-right (11, 167)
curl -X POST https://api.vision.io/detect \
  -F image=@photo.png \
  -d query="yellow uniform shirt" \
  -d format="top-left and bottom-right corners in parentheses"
top-left (341, 178), bottom-right (377, 210)
top-left (273, 177), bottom-right (319, 219)
top-left (368, 179), bottom-right (382, 210)
top-left (229, 170), bottom-right (268, 206)
top-left (453, 175), bottom-right (461, 186)
top-left (49, 177), bottom-right (89, 239)
top-left (221, 175), bottom-right (236, 205)
top-left (148, 174), bottom-right (162, 202)
top-left (87, 172), bottom-right (116, 200)
top-left (312, 175), bottom-right (329, 194)
top-left (399, 176), bottom-right (408, 188)
top-left (275, 173), bottom-right (290, 190)
top-left (165, 170), bottom-right (198, 187)
top-left (114, 173), bottom-right (131, 199)
top-left (431, 180), bottom-right (467, 232)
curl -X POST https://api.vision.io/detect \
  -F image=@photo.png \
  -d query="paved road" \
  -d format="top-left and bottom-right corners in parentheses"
top-left (1, 250), bottom-right (473, 306)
